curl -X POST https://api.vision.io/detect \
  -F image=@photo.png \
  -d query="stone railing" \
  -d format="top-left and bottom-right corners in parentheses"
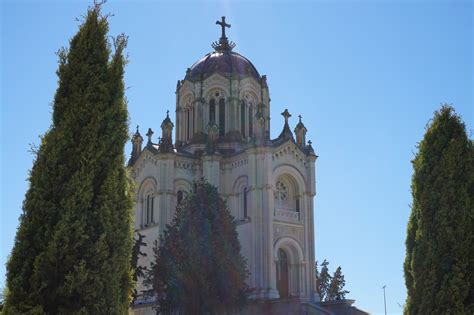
top-left (274, 208), bottom-right (301, 224)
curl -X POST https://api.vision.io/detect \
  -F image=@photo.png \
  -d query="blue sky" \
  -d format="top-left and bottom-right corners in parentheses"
top-left (1, 1), bottom-right (472, 314)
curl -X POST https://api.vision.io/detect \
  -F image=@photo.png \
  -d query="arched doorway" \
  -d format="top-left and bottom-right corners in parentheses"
top-left (277, 248), bottom-right (289, 298)
top-left (274, 237), bottom-right (305, 298)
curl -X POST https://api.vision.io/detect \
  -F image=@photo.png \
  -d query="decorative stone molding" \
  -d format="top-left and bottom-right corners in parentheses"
top-left (272, 144), bottom-right (308, 168)
top-left (273, 223), bottom-right (304, 248)
top-left (230, 158), bottom-right (248, 168)
top-left (274, 208), bottom-right (302, 225)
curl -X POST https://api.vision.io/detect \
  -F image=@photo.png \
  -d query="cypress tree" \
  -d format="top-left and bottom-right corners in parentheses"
top-left (327, 266), bottom-right (349, 301)
top-left (314, 260), bottom-right (320, 298)
top-left (145, 179), bottom-right (248, 315)
top-left (404, 105), bottom-right (474, 314)
top-left (317, 259), bottom-right (332, 302)
top-left (4, 4), bottom-right (134, 314)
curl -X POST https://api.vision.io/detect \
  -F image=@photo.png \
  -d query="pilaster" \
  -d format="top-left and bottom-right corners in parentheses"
top-left (201, 153), bottom-right (222, 193)
top-left (157, 153), bottom-right (176, 227)
top-left (248, 146), bottom-right (279, 299)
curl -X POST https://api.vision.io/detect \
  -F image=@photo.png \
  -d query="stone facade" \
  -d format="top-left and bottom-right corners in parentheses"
top-left (129, 17), bottom-right (318, 313)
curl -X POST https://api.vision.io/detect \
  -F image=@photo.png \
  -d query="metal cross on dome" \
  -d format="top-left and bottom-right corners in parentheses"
top-left (216, 16), bottom-right (231, 39)
top-left (212, 16), bottom-right (236, 51)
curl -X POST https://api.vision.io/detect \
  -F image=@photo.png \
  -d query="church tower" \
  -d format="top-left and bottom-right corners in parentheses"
top-left (130, 17), bottom-right (318, 311)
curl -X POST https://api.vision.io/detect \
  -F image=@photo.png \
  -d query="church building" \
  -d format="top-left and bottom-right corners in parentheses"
top-left (129, 17), bottom-right (318, 313)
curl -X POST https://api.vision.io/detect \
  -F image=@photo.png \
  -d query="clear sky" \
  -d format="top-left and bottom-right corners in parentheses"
top-left (1, 0), bottom-right (472, 314)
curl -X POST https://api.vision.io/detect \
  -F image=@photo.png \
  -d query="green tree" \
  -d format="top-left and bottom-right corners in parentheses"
top-left (145, 179), bottom-right (249, 315)
top-left (404, 105), bottom-right (474, 314)
top-left (327, 266), bottom-right (349, 301)
top-left (315, 260), bottom-right (320, 297)
top-left (131, 232), bottom-right (147, 305)
top-left (3, 4), bottom-right (134, 314)
top-left (0, 285), bottom-right (7, 312)
top-left (317, 259), bottom-right (332, 302)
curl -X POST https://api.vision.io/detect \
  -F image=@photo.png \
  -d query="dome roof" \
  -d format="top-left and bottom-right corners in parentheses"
top-left (185, 50), bottom-right (260, 81)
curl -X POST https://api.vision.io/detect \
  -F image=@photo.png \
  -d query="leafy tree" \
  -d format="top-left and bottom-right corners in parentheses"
top-left (404, 105), bottom-right (474, 314)
top-left (3, 4), bottom-right (134, 314)
top-left (317, 259), bottom-right (332, 302)
top-left (131, 232), bottom-right (147, 305)
top-left (327, 266), bottom-right (349, 301)
top-left (315, 260), bottom-right (320, 297)
top-left (0, 285), bottom-right (7, 312)
top-left (315, 260), bottom-right (350, 302)
top-left (145, 179), bottom-right (249, 315)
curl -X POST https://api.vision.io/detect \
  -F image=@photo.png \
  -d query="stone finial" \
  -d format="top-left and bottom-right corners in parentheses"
top-left (277, 108), bottom-right (294, 141)
top-left (307, 140), bottom-right (315, 155)
top-left (294, 115), bottom-right (307, 147)
top-left (159, 110), bottom-right (175, 153)
top-left (281, 109), bottom-right (292, 125)
top-left (146, 128), bottom-right (154, 144)
top-left (129, 125), bottom-right (144, 166)
top-left (261, 75), bottom-right (267, 87)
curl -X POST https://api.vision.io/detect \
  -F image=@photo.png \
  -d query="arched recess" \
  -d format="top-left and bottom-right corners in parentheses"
top-left (273, 165), bottom-right (307, 215)
top-left (174, 178), bottom-right (192, 206)
top-left (204, 88), bottom-right (228, 135)
top-left (233, 175), bottom-right (249, 220)
top-left (239, 90), bottom-right (259, 139)
top-left (179, 93), bottom-right (195, 142)
top-left (137, 177), bottom-right (158, 228)
top-left (274, 236), bottom-right (305, 298)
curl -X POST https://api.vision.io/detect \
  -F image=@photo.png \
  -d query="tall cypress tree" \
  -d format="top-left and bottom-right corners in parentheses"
top-left (145, 179), bottom-right (248, 315)
top-left (4, 4), bottom-right (134, 314)
top-left (317, 259), bottom-right (332, 302)
top-left (404, 105), bottom-right (474, 314)
top-left (327, 266), bottom-right (349, 301)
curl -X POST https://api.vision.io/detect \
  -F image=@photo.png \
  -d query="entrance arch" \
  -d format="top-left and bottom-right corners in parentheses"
top-left (277, 248), bottom-right (289, 298)
top-left (274, 237), bottom-right (305, 298)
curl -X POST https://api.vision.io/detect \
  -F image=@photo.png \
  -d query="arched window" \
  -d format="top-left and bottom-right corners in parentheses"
top-left (243, 187), bottom-right (248, 218)
top-left (274, 180), bottom-right (288, 206)
top-left (187, 108), bottom-right (190, 140)
top-left (144, 191), bottom-right (154, 226)
top-left (248, 103), bottom-right (253, 137)
top-left (274, 176), bottom-right (300, 214)
top-left (146, 195), bottom-right (150, 223)
top-left (209, 99), bottom-right (216, 123)
top-left (240, 101), bottom-right (246, 138)
top-left (177, 190), bottom-right (184, 205)
top-left (219, 98), bottom-right (225, 136)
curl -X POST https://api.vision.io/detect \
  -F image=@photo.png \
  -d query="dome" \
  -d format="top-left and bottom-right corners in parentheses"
top-left (185, 50), bottom-right (261, 81)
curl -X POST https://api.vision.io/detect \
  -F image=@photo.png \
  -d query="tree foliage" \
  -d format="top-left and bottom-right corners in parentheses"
top-left (404, 105), bottom-right (474, 314)
top-left (4, 4), bottom-right (134, 314)
top-left (327, 266), bottom-right (349, 301)
top-left (316, 259), bottom-right (332, 302)
top-left (131, 232), bottom-right (147, 305)
top-left (315, 260), bottom-right (349, 302)
top-left (145, 179), bottom-right (249, 315)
